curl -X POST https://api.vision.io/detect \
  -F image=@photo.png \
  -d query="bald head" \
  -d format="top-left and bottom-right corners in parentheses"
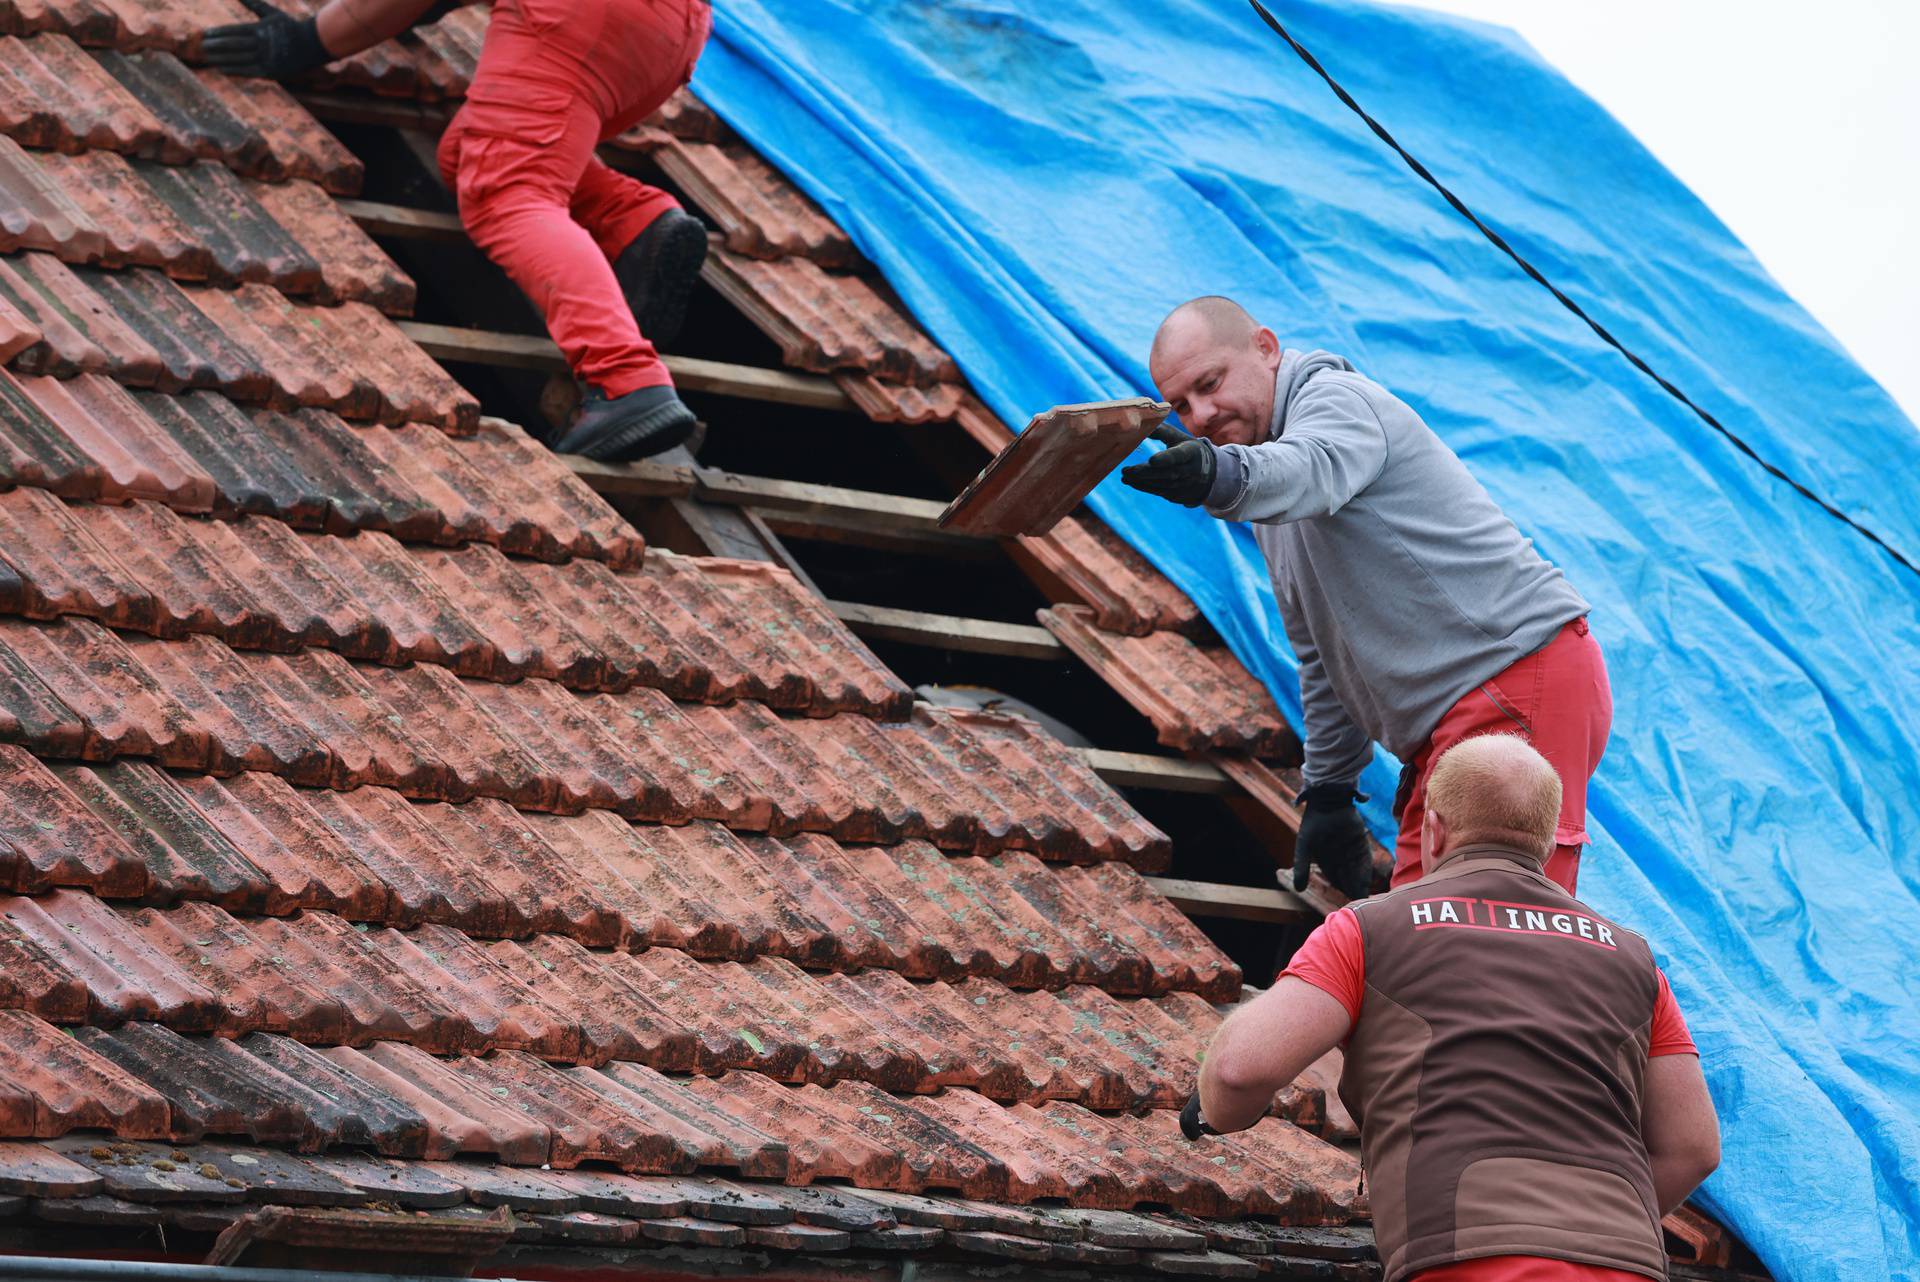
top-left (1424, 735), bottom-right (1562, 862)
top-left (1149, 296), bottom-right (1258, 372)
top-left (1146, 296), bottom-right (1281, 449)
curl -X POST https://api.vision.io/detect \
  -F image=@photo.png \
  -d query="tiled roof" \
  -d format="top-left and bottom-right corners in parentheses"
top-left (1041, 605), bottom-right (1303, 759)
top-left (0, 8), bottom-right (1378, 1272)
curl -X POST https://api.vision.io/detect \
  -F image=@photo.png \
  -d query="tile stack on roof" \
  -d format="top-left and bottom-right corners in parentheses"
top-left (0, 13), bottom-right (1374, 1274)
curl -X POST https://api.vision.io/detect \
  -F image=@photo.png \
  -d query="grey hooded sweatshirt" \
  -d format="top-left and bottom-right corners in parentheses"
top-left (1206, 350), bottom-right (1587, 787)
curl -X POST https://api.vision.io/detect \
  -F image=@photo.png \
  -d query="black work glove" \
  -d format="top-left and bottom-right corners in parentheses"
top-left (202, 0), bottom-right (331, 79)
top-left (1120, 436), bottom-right (1216, 507)
top-left (1293, 782), bottom-right (1374, 900)
top-left (1179, 1088), bottom-right (1216, 1141)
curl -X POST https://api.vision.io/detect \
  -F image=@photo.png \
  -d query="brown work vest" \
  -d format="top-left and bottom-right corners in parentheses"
top-left (1339, 844), bottom-right (1668, 1282)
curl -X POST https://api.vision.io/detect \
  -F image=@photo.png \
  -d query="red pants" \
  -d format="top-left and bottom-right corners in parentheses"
top-left (1391, 618), bottom-right (1612, 893)
top-left (437, 0), bottom-right (710, 397)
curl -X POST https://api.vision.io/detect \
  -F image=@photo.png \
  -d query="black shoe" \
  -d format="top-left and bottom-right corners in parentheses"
top-left (613, 207), bottom-right (708, 349)
top-left (551, 384), bottom-right (697, 462)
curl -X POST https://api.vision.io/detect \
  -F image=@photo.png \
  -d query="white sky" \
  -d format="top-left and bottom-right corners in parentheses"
top-left (1408, 0), bottom-right (1919, 426)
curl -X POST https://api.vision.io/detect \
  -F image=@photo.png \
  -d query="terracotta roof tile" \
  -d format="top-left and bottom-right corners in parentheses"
top-left (13, 371), bottom-right (217, 504)
top-left (0, 34), bottom-right (161, 155)
top-left (1040, 606), bottom-right (1300, 758)
top-left (941, 399), bottom-right (1170, 538)
top-left (0, 135), bottom-right (106, 260)
top-left (0, 254), bottom-right (468, 424)
top-left (72, 267), bottom-right (271, 394)
top-left (246, 176), bottom-right (410, 309)
top-left (834, 372), bottom-right (966, 424)
top-left (0, 1009), bottom-right (171, 1138)
top-left (703, 247), bottom-right (959, 385)
top-left (0, 252), bottom-right (165, 383)
top-left (0, 286), bottom-right (42, 362)
top-left (0, 616), bottom-right (1162, 862)
top-left (652, 137), bottom-right (859, 267)
top-left (1020, 512), bottom-right (1206, 637)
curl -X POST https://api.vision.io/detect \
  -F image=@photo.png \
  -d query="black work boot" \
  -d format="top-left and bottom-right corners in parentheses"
top-left (613, 207), bottom-right (708, 348)
top-left (551, 384), bottom-right (697, 462)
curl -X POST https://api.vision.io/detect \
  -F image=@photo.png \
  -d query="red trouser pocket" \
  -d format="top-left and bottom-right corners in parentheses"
top-left (1391, 618), bottom-right (1612, 893)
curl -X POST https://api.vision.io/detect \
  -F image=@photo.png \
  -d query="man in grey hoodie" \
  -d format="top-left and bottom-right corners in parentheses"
top-left (1124, 297), bottom-right (1609, 899)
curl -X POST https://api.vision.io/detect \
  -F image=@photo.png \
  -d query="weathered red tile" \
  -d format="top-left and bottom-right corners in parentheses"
top-left (678, 1074), bottom-right (904, 1189)
top-left (0, 484), bottom-right (155, 628)
top-left (69, 1023), bottom-right (341, 1150)
top-left (12, 371), bottom-right (216, 507)
top-left (0, 617), bottom-right (89, 755)
top-left (117, 631), bottom-right (332, 774)
top-left (241, 648), bottom-right (451, 794)
top-left (0, 286), bottom-right (43, 363)
top-left (69, 501), bottom-right (283, 646)
top-left (779, 1078), bottom-right (1006, 1199)
top-left (0, 135), bottom-right (106, 261)
top-left (329, 1042), bottom-right (550, 1164)
top-left (75, 267), bottom-right (270, 395)
top-left (703, 247), bottom-right (958, 385)
top-left (247, 177), bottom-right (412, 312)
top-left (579, 688), bottom-right (765, 827)
top-left (580, 1063), bottom-right (790, 1178)
top-left (0, 745), bottom-right (151, 897)
top-left (123, 899), bottom-right (350, 1040)
top-left (49, 758), bottom-right (268, 902)
top-left (652, 137), bottom-right (858, 267)
top-left (252, 914), bottom-right (469, 1052)
top-left (446, 1052), bottom-right (684, 1172)
top-left (296, 297), bottom-right (476, 430)
top-left (931, 705), bottom-right (1171, 868)
top-left (0, 1140), bottom-right (105, 1197)
top-left (1056, 860), bottom-right (1241, 1001)
top-left (170, 772), bottom-right (387, 918)
top-left (432, 418), bottom-right (643, 564)
top-left (294, 786), bottom-right (510, 934)
top-left (408, 543), bottom-right (602, 687)
top-left (0, 252), bottom-right (164, 383)
top-left (2, 888), bottom-right (222, 1028)
top-left (295, 528), bottom-right (494, 670)
top-left (688, 556), bottom-right (912, 718)
top-left (188, 69), bottom-right (362, 193)
top-left (359, 922), bottom-right (582, 1058)
top-left (298, 1152), bottom-right (465, 1205)
top-left (485, 935), bottom-right (694, 1067)
top-left (941, 399), bottom-right (1169, 538)
top-left (88, 44), bottom-right (254, 159)
top-left (1041, 606), bottom-right (1298, 756)
top-left (1015, 511), bottom-right (1206, 637)
top-left (832, 840), bottom-right (1053, 984)
top-left (354, 661), bottom-right (553, 804)
top-left (0, 616), bottom-right (201, 761)
top-left (180, 281), bottom-right (370, 414)
top-left (424, 798), bottom-right (622, 944)
top-left (126, 158), bottom-right (320, 290)
top-left (187, 515), bottom-right (366, 652)
top-left (0, 894), bottom-right (91, 1022)
top-left (444, 673), bottom-right (632, 813)
top-left (0, 368), bottom-right (95, 494)
top-left (0, 34), bottom-right (161, 155)
top-left (247, 408), bottom-right (442, 536)
top-left (835, 372), bottom-right (964, 424)
top-left (27, 150), bottom-right (207, 276)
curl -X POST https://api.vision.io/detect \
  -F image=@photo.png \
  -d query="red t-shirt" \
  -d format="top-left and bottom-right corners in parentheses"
top-left (1280, 908), bottom-right (1696, 1282)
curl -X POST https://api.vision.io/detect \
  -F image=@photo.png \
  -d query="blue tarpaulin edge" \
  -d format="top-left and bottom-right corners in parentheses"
top-left (690, 3), bottom-right (1920, 1278)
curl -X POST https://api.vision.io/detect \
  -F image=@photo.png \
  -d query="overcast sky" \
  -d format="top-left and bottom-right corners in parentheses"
top-left (1408, 0), bottom-right (1918, 426)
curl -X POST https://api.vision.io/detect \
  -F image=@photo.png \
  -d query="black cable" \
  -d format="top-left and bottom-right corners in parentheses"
top-left (1245, 0), bottom-right (1918, 579)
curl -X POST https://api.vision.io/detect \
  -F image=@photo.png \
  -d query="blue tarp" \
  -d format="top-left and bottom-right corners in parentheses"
top-left (691, 3), bottom-right (1920, 1277)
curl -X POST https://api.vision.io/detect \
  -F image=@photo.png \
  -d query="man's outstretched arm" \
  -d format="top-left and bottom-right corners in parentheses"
top-left (1642, 1051), bottom-right (1720, 1214)
top-left (1194, 976), bottom-right (1353, 1134)
top-left (203, 0), bottom-right (449, 79)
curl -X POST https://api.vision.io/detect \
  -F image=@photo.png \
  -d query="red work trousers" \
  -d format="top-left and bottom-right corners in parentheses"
top-left (1391, 618), bottom-right (1612, 894)
top-left (436, 0), bottom-right (710, 397)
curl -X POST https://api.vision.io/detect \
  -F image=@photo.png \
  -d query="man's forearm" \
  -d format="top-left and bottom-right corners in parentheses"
top-left (315, 0), bottom-right (444, 58)
top-left (1649, 1150), bottom-right (1714, 1217)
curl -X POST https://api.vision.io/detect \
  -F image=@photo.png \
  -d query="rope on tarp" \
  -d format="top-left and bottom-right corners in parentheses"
top-left (1245, 0), bottom-right (1918, 579)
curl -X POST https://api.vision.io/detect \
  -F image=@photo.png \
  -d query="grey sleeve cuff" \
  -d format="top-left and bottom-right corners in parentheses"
top-left (1204, 443), bottom-right (1248, 511)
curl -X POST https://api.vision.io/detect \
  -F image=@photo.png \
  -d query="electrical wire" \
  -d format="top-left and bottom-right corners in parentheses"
top-left (1245, 0), bottom-right (1917, 578)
